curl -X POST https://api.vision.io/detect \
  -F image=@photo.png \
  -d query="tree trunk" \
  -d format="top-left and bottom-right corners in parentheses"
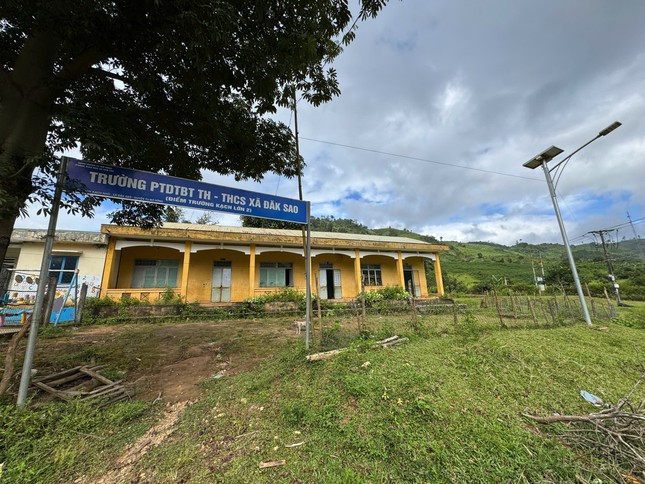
top-left (0, 314), bottom-right (32, 396)
top-left (0, 33), bottom-right (62, 266)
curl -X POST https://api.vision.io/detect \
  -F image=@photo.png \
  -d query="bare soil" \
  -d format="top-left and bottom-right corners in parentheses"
top-left (1, 318), bottom-right (301, 404)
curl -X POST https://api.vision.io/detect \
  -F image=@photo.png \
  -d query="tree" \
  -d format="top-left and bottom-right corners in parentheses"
top-left (163, 207), bottom-right (186, 224)
top-left (241, 215), bottom-right (300, 230)
top-left (194, 213), bottom-right (217, 225)
top-left (0, 0), bottom-right (389, 265)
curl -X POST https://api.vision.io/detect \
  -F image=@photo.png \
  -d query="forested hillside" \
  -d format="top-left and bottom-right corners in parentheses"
top-left (437, 238), bottom-right (645, 300)
top-left (241, 215), bottom-right (645, 300)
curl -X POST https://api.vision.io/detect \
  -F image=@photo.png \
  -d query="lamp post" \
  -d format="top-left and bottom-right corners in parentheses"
top-left (523, 122), bottom-right (621, 327)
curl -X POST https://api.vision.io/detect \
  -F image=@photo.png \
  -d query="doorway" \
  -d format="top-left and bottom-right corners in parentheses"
top-left (403, 264), bottom-right (422, 297)
top-left (212, 261), bottom-right (232, 302)
top-left (319, 263), bottom-right (342, 300)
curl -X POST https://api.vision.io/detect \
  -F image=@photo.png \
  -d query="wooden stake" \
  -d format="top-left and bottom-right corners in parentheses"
top-left (408, 280), bottom-right (417, 322)
top-left (492, 288), bottom-right (506, 328)
top-left (0, 314), bottom-right (32, 396)
top-left (75, 283), bottom-right (88, 324)
top-left (452, 300), bottom-right (458, 329)
top-left (361, 278), bottom-right (366, 323)
top-left (527, 298), bottom-right (538, 326)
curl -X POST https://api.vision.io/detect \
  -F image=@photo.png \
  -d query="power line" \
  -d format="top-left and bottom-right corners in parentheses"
top-left (299, 136), bottom-right (543, 181)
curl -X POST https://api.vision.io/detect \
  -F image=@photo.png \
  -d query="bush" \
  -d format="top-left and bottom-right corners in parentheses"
top-left (242, 288), bottom-right (307, 314)
top-left (357, 286), bottom-right (410, 309)
top-left (156, 288), bottom-right (184, 305)
top-left (84, 296), bottom-right (117, 308)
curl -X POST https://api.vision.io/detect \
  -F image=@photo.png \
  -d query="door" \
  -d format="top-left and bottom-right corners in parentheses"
top-left (212, 261), bottom-right (232, 302)
top-left (404, 265), bottom-right (422, 297)
top-left (319, 264), bottom-right (342, 300)
top-left (333, 269), bottom-right (342, 299)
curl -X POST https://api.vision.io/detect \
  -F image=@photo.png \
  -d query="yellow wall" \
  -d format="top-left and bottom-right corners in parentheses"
top-left (108, 245), bottom-right (435, 302)
top-left (116, 246), bottom-right (183, 289)
top-left (360, 255), bottom-right (400, 291)
top-left (15, 242), bottom-right (107, 277)
top-left (311, 254), bottom-right (357, 297)
top-left (186, 249), bottom-right (250, 303)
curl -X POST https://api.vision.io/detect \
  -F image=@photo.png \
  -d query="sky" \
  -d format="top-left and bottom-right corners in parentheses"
top-left (20, 0), bottom-right (645, 245)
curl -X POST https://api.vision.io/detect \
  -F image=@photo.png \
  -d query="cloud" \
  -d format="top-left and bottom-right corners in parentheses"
top-left (21, 0), bottom-right (645, 247)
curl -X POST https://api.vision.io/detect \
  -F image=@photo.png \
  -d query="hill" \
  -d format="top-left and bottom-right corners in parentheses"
top-left (240, 215), bottom-right (645, 299)
top-left (433, 238), bottom-right (645, 298)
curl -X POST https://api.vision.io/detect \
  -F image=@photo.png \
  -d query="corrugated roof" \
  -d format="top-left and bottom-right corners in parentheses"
top-left (161, 223), bottom-right (432, 246)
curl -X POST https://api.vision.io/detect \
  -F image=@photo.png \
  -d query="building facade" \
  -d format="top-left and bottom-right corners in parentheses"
top-left (100, 223), bottom-right (448, 303)
top-left (1, 230), bottom-right (107, 321)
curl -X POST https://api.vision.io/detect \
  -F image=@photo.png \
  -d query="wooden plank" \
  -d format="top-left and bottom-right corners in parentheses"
top-left (33, 382), bottom-right (72, 402)
top-left (34, 366), bottom-right (83, 383)
top-left (83, 385), bottom-right (125, 400)
top-left (86, 380), bottom-right (123, 395)
top-left (79, 367), bottom-right (114, 385)
top-left (37, 365), bottom-right (106, 388)
top-left (45, 372), bottom-right (88, 388)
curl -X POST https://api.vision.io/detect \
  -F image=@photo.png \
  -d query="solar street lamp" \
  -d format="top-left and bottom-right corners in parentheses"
top-left (523, 122), bottom-right (621, 327)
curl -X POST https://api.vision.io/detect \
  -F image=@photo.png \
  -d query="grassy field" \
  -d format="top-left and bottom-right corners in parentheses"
top-left (1, 307), bottom-right (644, 482)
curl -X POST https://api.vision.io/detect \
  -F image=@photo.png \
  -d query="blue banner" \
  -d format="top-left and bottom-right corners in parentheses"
top-left (66, 158), bottom-right (308, 224)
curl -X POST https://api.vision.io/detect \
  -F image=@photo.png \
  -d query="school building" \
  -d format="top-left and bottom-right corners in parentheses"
top-left (99, 223), bottom-right (449, 303)
top-left (2, 229), bottom-right (107, 316)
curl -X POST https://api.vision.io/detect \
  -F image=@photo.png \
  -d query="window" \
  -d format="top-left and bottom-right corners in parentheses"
top-left (49, 255), bottom-right (79, 284)
top-left (132, 259), bottom-right (179, 288)
top-left (361, 264), bottom-right (382, 286)
top-left (259, 262), bottom-right (293, 288)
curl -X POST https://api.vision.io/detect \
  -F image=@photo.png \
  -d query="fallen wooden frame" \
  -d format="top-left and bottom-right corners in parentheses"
top-left (306, 335), bottom-right (409, 362)
top-left (32, 365), bottom-right (133, 407)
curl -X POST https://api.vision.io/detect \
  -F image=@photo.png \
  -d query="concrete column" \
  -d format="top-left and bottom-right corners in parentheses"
top-left (354, 249), bottom-right (362, 296)
top-left (180, 241), bottom-right (192, 300)
top-left (434, 253), bottom-right (445, 296)
top-left (249, 244), bottom-right (256, 298)
top-left (397, 251), bottom-right (405, 288)
top-left (99, 237), bottom-right (116, 298)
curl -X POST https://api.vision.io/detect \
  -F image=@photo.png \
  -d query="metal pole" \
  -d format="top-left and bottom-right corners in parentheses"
top-left (304, 202), bottom-right (311, 350)
top-left (540, 161), bottom-right (592, 326)
top-left (592, 230), bottom-right (623, 306)
top-left (17, 157), bottom-right (68, 407)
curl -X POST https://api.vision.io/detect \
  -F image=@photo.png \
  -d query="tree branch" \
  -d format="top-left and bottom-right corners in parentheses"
top-left (56, 49), bottom-right (104, 83)
top-left (89, 67), bottom-right (129, 84)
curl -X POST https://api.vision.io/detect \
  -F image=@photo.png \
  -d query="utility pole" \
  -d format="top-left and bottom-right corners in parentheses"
top-left (589, 229), bottom-right (623, 306)
top-left (626, 211), bottom-right (639, 240)
top-left (530, 253), bottom-right (545, 295)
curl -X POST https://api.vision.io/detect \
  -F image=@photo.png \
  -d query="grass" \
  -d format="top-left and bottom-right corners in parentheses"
top-left (0, 400), bottom-right (155, 483)
top-left (1, 311), bottom-right (643, 482)
top-left (117, 323), bottom-right (644, 481)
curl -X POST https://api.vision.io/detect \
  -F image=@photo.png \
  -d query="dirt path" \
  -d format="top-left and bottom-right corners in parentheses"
top-left (88, 401), bottom-right (190, 484)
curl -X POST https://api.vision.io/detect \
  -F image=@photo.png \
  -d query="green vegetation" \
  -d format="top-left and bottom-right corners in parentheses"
top-left (242, 216), bottom-right (645, 300)
top-left (0, 400), bottom-right (154, 482)
top-left (437, 238), bottom-right (645, 300)
top-left (1, 308), bottom-right (643, 482)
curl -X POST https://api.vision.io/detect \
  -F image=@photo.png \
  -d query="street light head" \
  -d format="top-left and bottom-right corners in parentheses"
top-left (523, 145), bottom-right (564, 169)
top-left (598, 121), bottom-right (621, 137)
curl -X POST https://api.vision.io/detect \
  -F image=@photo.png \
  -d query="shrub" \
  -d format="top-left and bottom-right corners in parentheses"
top-left (84, 296), bottom-right (117, 308)
top-left (242, 288), bottom-right (307, 314)
top-left (357, 286), bottom-right (410, 309)
top-left (156, 288), bottom-right (184, 305)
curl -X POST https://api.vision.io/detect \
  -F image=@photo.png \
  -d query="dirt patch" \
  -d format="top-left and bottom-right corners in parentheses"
top-left (1, 319), bottom-right (301, 404)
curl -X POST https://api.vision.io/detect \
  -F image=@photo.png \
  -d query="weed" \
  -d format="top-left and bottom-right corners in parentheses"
top-left (156, 288), bottom-right (184, 305)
